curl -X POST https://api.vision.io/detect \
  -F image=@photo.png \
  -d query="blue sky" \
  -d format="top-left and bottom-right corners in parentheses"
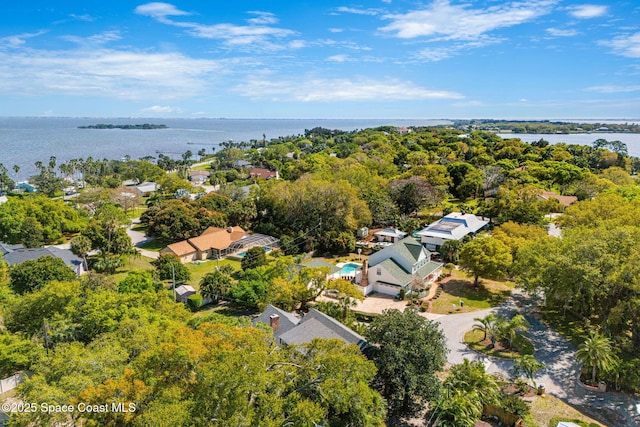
top-left (0, 1), bottom-right (638, 119)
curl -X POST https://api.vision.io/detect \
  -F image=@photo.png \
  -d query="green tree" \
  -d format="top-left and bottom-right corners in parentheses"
top-left (502, 314), bottom-right (530, 350)
top-left (431, 389), bottom-right (483, 427)
top-left (199, 270), bottom-right (233, 304)
top-left (70, 235), bottom-right (92, 272)
top-left (458, 236), bottom-right (512, 287)
top-left (366, 309), bottom-right (447, 416)
top-left (9, 256), bottom-right (77, 294)
top-left (511, 355), bottom-right (545, 388)
top-left (152, 253), bottom-right (191, 284)
top-left (576, 331), bottom-right (618, 384)
top-left (118, 270), bottom-right (159, 293)
top-left (445, 359), bottom-right (500, 407)
top-left (241, 246), bottom-right (267, 270)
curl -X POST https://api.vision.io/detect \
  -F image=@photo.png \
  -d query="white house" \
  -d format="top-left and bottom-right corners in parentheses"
top-left (416, 212), bottom-right (488, 251)
top-left (355, 236), bottom-right (442, 296)
top-left (374, 228), bottom-right (407, 244)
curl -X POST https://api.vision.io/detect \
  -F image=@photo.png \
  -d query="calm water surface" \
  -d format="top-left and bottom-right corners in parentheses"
top-left (2, 117), bottom-right (640, 177)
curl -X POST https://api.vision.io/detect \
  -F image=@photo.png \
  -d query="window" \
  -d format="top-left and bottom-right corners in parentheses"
top-left (377, 267), bottom-right (381, 276)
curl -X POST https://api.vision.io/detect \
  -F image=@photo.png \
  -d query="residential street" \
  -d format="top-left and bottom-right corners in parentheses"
top-left (126, 219), bottom-right (159, 259)
top-left (433, 290), bottom-right (640, 427)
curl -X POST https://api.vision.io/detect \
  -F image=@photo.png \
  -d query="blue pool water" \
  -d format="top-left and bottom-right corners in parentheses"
top-left (340, 263), bottom-right (361, 275)
top-left (237, 247), bottom-right (272, 257)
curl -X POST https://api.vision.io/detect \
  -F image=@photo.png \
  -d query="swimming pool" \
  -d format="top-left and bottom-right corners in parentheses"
top-left (340, 262), bottom-right (361, 275)
top-left (237, 247), bottom-right (273, 257)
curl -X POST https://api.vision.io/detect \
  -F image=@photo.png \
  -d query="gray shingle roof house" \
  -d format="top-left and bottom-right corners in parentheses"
top-left (174, 285), bottom-right (196, 302)
top-left (356, 236), bottom-right (442, 296)
top-left (253, 305), bottom-right (368, 351)
top-left (1, 245), bottom-right (85, 275)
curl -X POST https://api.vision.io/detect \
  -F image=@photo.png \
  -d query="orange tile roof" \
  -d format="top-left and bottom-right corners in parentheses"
top-left (164, 240), bottom-right (197, 257)
top-left (188, 226), bottom-right (246, 251)
top-left (540, 191), bottom-right (578, 207)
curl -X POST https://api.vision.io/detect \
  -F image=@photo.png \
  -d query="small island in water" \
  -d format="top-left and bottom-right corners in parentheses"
top-left (78, 123), bottom-right (168, 129)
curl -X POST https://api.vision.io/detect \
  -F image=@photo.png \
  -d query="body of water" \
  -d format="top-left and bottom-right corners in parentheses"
top-left (0, 117), bottom-right (447, 177)
top-left (498, 132), bottom-right (640, 157)
top-left (2, 117), bottom-right (640, 178)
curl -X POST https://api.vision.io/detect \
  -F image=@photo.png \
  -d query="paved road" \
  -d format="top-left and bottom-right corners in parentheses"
top-left (433, 291), bottom-right (640, 427)
top-left (126, 219), bottom-right (159, 259)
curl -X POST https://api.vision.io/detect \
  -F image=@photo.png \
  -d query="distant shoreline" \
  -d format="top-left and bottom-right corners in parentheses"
top-left (78, 124), bottom-right (168, 130)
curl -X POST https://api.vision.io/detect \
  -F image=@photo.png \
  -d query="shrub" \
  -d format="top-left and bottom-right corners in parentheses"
top-left (187, 293), bottom-right (203, 311)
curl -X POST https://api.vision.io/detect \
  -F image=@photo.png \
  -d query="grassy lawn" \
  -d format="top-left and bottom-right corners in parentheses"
top-left (464, 328), bottom-right (534, 358)
top-left (430, 270), bottom-right (514, 314)
top-left (108, 254), bottom-right (155, 283)
top-left (185, 259), bottom-right (241, 289)
top-left (529, 395), bottom-right (604, 427)
top-left (137, 238), bottom-right (167, 252)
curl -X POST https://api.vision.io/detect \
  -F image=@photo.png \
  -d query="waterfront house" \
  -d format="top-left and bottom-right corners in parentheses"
top-left (416, 212), bottom-right (488, 251)
top-left (356, 236), bottom-right (442, 296)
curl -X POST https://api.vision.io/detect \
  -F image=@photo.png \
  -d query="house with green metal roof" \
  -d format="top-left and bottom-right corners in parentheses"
top-left (356, 236), bottom-right (442, 296)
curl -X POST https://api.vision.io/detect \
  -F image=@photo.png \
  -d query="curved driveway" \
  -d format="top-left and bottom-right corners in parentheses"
top-left (432, 290), bottom-right (640, 427)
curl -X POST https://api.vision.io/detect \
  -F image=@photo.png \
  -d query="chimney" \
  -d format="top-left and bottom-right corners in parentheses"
top-left (361, 259), bottom-right (369, 288)
top-left (227, 226), bottom-right (233, 233)
top-left (269, 314), bottom-right (280, 332)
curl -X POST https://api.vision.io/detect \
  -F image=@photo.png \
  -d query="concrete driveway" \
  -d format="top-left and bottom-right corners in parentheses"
top-left (126, 219), bottom-right (159, 259)
top-left (432, 290), bottom-right (640, 427)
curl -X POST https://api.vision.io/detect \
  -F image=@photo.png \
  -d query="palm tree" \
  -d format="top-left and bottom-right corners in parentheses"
top-left (576, 330), bottom-right (618, 384)
top-left (503, 314), bottom-right (530, 350)
top-left (511, 355), bottom-right (545, 388)
top-left (472, 313), bottom-right (496, 341)
top-left (445, 359), bottom-right (500, 407)
top-left (432, 389), bottom-right (483, 427)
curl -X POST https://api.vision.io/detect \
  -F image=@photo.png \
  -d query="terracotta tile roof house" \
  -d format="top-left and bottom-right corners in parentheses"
top-left (249, 167), bottom-right (278, 180)
top-left (253, 305), bottom-right (368, 351)
top-left (538, 191), bottom-right (578, 208)
top-left (356, 236), bottom-right (442, 297)
top-left (161, 226), bottom-right (247, 263)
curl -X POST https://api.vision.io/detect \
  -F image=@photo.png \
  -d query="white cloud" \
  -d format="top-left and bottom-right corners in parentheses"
top-left (568, 5), bottom-right (608, 19)
top-left (142, 105), bottom-right (182, 113)
top-left (600, 32), bottom-right (640, 58)
top-left (0, 47), bottom-right (221, 100)
top-left (415, 47), bottom-right (455, 62)
top-left (246, 11), bottom-right (279, 25)
top-left (336, 6), bottom-right (382, 16)
top-left (326, 54), bottom-right (351, 62)
top-left (379, 0), bottom-right (556, 40)
top-left (136, 3), bottom-right (297, 50)
top-left (546, 28), bottom-right (580, 37)
top-left (0, 31), bottom-right (47, 48)
top-left (134, 2), bottom-right (191, 20)
top-left (585, 85), bottom-right (640, 93)
top-left (235, 77), bottom-right (463, 102)
top-left (329, 28), bottom-right (344, 33)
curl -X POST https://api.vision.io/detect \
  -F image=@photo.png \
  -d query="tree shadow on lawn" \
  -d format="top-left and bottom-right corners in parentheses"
top-left (440, 279), bottom-right (511, 307)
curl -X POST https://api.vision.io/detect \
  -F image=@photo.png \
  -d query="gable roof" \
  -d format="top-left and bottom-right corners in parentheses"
top-left (374, 228), bottom-right (407, 239)
top-left (253, 304), bottom-right (300, 337)
top-left (164, 240), bottom-right (197, 257)
top-left (539, 191), bottom-right (578, 207)
top-left (249, 167), bottom-right (277, 179)
top-left (0, 242), bottom-right (23, 256)
top-left (175, 285), bottom-right (196, 297)
top-left (188, 226), bottom-right (246, 251)
top-left (2, 247), bottom-right (83, 273)
top-left (394, 237), bottom-right (425, 263)
top-left (417, 212), bottom-right (488, 240)
top-left (278, 309), bottom-right (368, 350)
